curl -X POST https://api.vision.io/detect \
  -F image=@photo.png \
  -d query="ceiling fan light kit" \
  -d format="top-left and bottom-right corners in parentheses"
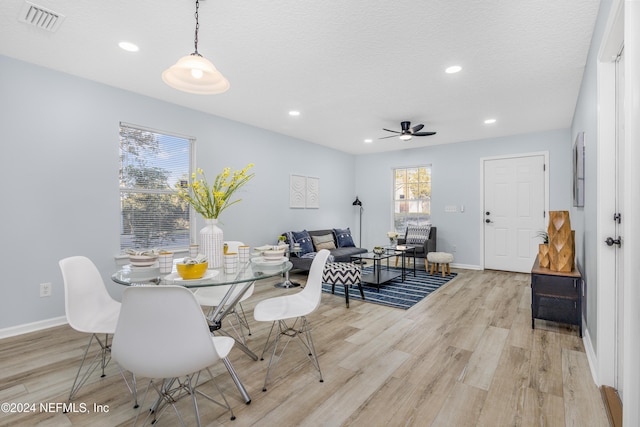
top-left (162, 0), bottom-right (229, 95)
top-left (380, 120), bottom-right (437, 141)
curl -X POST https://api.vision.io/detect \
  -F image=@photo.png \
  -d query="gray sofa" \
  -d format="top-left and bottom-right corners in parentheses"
top-left (283, 229), bottom-right (367, 271)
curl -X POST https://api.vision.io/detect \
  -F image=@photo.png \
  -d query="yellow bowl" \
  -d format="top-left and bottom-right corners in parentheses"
top-left (176, 262), bottom-right (208, 280)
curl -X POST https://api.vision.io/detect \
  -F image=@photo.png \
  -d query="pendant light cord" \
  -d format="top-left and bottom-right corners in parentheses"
top-left (193, 0), bottom-right (200, 56)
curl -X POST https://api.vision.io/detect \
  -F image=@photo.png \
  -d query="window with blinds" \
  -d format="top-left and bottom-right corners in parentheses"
top-left (393, 166), bottom-right (432, 233)
top-left (119, 123), bottom-right (193, 252)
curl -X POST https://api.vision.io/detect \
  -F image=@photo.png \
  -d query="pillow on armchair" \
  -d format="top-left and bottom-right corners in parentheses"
top-left (406, 225), bottom-right (431, 245)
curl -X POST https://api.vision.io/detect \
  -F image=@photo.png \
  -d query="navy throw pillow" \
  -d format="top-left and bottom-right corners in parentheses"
top-left (292, 230), bottom-right (314, 255)
top-left (333, 228), bottom-right (355, 248)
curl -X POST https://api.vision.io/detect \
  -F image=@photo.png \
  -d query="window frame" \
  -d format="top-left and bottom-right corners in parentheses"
top-left (391, 164), bottom-right (432, 234)
top-left (119, 122), bottom-right (195, 253)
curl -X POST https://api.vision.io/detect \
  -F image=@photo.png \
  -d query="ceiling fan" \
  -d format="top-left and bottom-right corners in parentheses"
top-left (380, 121), bottom-right (436, 140)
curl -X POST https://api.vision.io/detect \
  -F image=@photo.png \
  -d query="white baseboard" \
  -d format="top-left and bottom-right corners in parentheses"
top-left (582, 319), bottom-right (599, 385)
top-left (0, 316), bottom-right (67, 340)
top-left (410, 261), bottom-right (481, 271)
top-left (451, 263), bottom-right (482, 270)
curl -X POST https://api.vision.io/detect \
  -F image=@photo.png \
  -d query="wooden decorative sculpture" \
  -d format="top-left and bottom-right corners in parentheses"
top-left (548, 210), bottom-right (574, 272)
top-left (538, 243), bottom-right (550, 268)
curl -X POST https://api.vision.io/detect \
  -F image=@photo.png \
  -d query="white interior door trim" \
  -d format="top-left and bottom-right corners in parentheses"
top-left (597, 1), bottom-right (640, 425)
top-left (595, 0), bottom-right (620, 388)
top-left (479, 151), bottom-right (550, 270)
top-left (623, 2), bottom-right (640, 426)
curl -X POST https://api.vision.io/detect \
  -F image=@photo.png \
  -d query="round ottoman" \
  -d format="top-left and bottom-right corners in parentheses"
top-left (426, 252), bottom-right (454, 277)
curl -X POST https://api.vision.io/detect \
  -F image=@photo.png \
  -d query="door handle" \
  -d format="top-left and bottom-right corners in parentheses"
top-left (605, 236), bottom-right (621, 247)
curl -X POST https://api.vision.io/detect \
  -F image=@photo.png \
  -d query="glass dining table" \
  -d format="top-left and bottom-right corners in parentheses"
top-left (112, 258), bottom-right (293, 404)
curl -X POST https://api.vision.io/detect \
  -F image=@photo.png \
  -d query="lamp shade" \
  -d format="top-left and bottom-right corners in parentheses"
top-left (162, 54), bottom-right (230, 95)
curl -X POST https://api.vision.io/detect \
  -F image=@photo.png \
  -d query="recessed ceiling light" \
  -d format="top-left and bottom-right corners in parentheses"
top-left (484, 118), bottom-right (497, 124)
top-left (364, 139), bottom-right (373, 143)
top-left (119, 41), bottom-right (139, 52)
top-left (288, 110), bottom-right (300, 116)
top-left (445, 65), bottom-right (462, 74)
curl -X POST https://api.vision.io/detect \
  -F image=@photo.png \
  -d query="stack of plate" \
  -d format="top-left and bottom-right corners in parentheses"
top-left (263, 249), bottom-right (286, 260)
top-left (251, 254), bottom-right (287, 269)
top-left (128, 264), bottom-right (160, 281)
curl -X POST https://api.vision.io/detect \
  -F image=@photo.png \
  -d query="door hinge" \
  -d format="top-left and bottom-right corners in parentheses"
top-left (543, 211), bottom-right (546, 218)
top-left (543, 163), bottom-right (546, 171)
top-left (614, 213), bottom-right (622, 223)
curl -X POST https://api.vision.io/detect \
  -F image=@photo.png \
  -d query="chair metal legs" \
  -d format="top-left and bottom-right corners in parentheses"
top-left (67, 333), bottom-right (111, 402)
top-left (136, 370), bottom-right (235, 426)
top-left (259, 316), bottom-right (323, 392)
top-left (69, 333), bottom-right (139, 409)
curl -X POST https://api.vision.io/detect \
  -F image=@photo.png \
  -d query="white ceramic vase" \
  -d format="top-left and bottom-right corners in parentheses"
top-left (200, 218), bottom-right (224, 269)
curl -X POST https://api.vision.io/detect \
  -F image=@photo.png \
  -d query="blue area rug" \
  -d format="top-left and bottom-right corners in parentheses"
top-left (322, 266), bottom-right (457, 309)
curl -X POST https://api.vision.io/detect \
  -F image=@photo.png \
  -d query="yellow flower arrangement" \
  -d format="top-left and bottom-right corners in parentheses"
top-left (177, 164), bottom-right (255, 219)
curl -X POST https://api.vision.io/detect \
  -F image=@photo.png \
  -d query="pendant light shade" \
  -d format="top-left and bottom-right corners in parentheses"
top-left (162, 0), bottom-right (229, 95)
top-left (162, 54), bottom-right (229, 94)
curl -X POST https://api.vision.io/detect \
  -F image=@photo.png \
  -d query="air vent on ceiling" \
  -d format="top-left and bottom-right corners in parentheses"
top-left (18, 1), bottom-right (65, 32)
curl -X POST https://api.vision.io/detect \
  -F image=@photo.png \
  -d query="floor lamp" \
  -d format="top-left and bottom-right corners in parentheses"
top-left (352, 196), bottom-right (363, 247)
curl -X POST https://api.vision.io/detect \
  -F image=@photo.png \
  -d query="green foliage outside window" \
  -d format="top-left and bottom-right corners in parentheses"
top-left (393, 166), bottom-right (431, 233)
top-left (119, 125), bottom-right (191, 251)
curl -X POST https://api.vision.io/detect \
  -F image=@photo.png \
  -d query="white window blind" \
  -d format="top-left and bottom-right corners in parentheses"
top-left (393, 166), bottom-right (432, 233)
top-left (119, 123), bottom-right (193, 252)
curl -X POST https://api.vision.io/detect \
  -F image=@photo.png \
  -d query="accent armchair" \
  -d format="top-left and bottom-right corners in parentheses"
top-left (397, 226), bottom-right (437, 270)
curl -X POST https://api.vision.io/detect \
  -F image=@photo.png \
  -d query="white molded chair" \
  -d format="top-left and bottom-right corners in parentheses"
top-left (112, 285), bottom-right (236, 426)
top-left (59, 256), bottom-right (124, 403)
top-left (193, 241), bottom-right (254, 343)
top-left (253, 249), bottom-right (330, 391)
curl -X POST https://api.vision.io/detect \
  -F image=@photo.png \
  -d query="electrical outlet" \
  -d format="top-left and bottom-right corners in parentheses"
top-left (452, 245), bottom-right (457, 252)
top-left (40, 282), bottom-right (52, 297)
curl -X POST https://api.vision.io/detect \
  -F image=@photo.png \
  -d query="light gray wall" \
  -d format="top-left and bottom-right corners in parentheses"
top-left (354, 129), bottom-right (573, 268)
top-left (0, 9), bottom-right (603, 332)
top-left (570, 0), bottom-right (613, 353)
top-left (0, 55), bottom-right (357, 329)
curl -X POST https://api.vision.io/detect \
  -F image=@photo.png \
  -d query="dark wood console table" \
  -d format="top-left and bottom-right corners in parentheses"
top-left (530, 258), bottom-right (582, 337)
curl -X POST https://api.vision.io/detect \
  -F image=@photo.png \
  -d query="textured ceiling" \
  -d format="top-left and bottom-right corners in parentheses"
top-left (0, 0), bottom-right (600, 154)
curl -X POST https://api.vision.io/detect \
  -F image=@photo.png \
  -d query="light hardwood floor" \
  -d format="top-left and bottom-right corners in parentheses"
top-left (0, 268), bottom-right (610, 427)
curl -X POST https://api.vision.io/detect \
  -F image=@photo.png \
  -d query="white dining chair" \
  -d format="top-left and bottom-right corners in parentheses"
top-left (112, 285), bottom-right (236, 426)
top-left (59, 256), bottom-right (132, 404)
top-left (193, 241), bottom-right (254, 343)
top-left (253, 248), bottom-right (330, 391)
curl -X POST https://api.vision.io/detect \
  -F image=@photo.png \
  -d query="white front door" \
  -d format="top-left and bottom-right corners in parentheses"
top-left (483, 155), bottom-right (546, 273)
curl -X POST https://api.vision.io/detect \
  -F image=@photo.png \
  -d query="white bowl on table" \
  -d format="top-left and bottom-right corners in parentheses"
top-left (129, 255), bottom-right (158, 267)
top-left (263, 249), bottom-right (286, 260)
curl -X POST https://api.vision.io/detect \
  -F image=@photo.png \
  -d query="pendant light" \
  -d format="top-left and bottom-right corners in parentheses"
top-left (162, 0), bottom-right (229, 94)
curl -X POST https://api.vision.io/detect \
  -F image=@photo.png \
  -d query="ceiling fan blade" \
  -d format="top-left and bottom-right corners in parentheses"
top-left (379, 135), bottom-right (401, 139)
top-left (413, 131), bottom-right (437, 136)
top-left (382, 128), bottom-right (401, 133)
top-left (410, 124), bottom-right (424, 133)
